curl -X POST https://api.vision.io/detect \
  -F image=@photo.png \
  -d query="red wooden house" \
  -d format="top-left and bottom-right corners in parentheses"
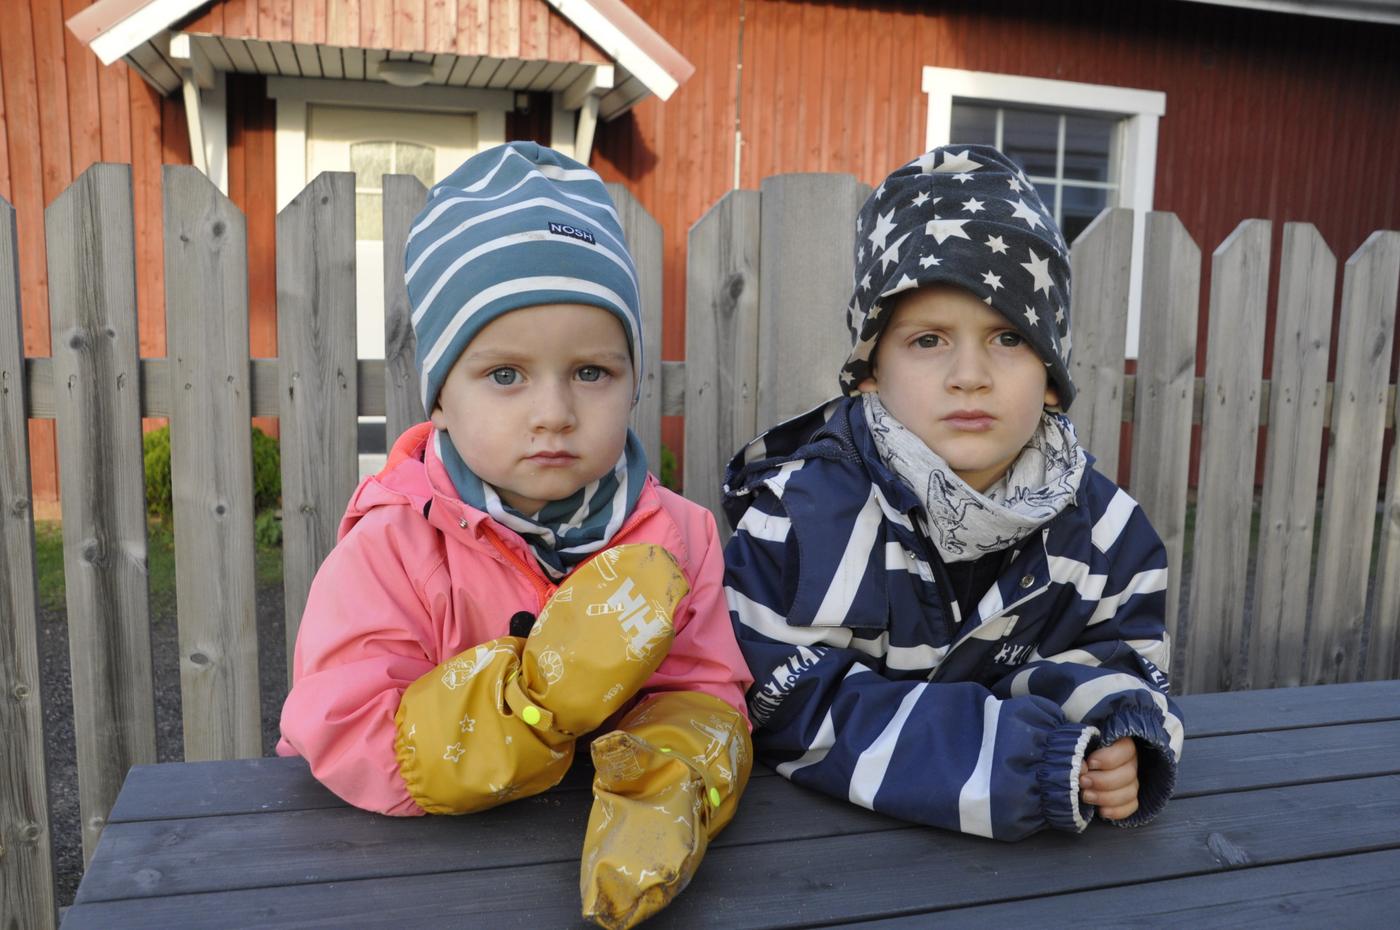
top-left (3, 0), bottom-right (1398, 514)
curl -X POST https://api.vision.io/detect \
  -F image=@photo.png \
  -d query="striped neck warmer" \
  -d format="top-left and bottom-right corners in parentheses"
top-left (863, 393), bottom-right (1085, 563)
top-left (435, 429), bottom-right (649, 581)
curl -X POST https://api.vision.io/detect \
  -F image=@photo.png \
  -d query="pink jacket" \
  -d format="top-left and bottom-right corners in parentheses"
top-left (277, 425), bottom-right (752, 815)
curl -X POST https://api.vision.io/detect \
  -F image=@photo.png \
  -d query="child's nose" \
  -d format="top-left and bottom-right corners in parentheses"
top-left (530, 381), bottom-right (578, 431)
top-left (946, 345), bottom-right (993, 391)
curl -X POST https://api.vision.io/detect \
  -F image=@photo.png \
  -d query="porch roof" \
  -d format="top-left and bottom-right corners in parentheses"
top-left (65, 0), bottom-right (693, 120)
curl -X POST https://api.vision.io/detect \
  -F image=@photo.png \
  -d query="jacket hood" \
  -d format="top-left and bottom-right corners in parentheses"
top-left (338, 423), bottom-right (497, 544)
top-left (722, 395), bottom-right (920, 530)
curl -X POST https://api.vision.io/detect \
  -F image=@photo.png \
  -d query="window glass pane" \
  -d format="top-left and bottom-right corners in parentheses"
top-left (1000, 106), bottom-right (1059, 179)
top-left (1060, 185), bottom-right (1108, 244)
top-left (356, 191), bottom-right (383, 241)
top-left (950, 102), bottom-right (998, 147)
top-left (396, 143), bottom-right (437, 187)
top-left (1063, 114), bottom-right (1115, 183)
top-left (350, 141), bottom-right (393, 191)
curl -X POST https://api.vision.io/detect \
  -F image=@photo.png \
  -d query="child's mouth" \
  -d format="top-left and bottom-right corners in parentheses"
top-left (943, 413), bottom-right (996, 431)
top-left (527, 451), bottom-right (579, 465)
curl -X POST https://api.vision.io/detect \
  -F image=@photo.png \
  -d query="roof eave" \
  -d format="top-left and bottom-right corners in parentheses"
top-left (67, 0), bottom-right (696, 105)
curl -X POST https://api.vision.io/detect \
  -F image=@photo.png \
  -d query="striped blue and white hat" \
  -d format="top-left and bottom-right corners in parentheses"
top-left (406, 142), bottom-right (643, 414)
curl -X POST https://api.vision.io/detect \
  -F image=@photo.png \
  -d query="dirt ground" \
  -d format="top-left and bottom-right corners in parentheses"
top-left (38, 584), bottom-right (287, 909)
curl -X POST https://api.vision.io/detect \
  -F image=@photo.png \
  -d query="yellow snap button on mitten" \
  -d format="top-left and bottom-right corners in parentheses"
top-left (521, 705), bottom-right (542, 727)
top-left (708, 787), bottom-right (722, 808)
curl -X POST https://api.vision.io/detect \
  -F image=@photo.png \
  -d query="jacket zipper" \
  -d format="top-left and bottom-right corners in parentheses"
top-left (483, 528), bottom-right (555, 609)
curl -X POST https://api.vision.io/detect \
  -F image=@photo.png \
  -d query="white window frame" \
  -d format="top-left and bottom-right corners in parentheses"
top-left (266, 76), bottom-right (512, 213)
top-left (922, 67), bottom-right (1166, 357)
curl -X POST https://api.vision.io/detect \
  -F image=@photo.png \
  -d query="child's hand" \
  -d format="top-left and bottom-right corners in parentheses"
top-left (1080, 736), bottom-right (1139, 821)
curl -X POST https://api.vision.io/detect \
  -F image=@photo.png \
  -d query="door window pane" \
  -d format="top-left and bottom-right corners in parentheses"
top-left (398, 143), bottom-right (436, 186)
top-left (350, 142), bottom-right (393, 188)
top-left (349, 141), bottom-right (438, 242)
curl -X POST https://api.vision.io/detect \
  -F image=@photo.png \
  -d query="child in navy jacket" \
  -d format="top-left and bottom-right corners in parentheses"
top-left (722, 145), bottom-right (1183, 839)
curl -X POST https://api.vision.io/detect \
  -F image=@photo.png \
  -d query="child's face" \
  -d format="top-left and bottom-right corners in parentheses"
top-left (858, 284), bottom-right (1058, 492)
top-left (430, 303), bottom-right (634, 516)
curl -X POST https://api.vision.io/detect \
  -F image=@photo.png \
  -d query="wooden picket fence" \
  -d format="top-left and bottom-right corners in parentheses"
top-left (2, 163), bottom-right (1398, 928)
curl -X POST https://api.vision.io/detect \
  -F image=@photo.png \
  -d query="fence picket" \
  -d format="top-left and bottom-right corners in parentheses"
top-left (1067, 207), bottom-right (1133, 477)
top-left (45, 164), bottom-right (157, 862)
top-left (163, 167), bottom-right (261, 760)
top-left (1129, 212), bottom-right (1200, 665)
top-left (0, 196), bottom-right (55, 930)
top-left (606, 182), bottom-right (664, 467)
top-left (277, 172), bottom-right (360, 676)
top-left (1250, 224), bottom-right (1334, 689)
top-left (684, 190), bottom-right (761, 532)
top-left (757, 174), bottom-right (869, 426)
top-left (1184, 220), bottom-right (1270, 693)
top-left (1309, 231), bottom-right (1400, 683)
top-left (382, 175), bottom-right (428, 442)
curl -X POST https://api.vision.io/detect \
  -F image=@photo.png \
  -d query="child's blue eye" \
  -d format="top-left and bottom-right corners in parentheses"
top-left (489, 368), bottom-right (519, 385)
top-left (577, 366), bottom-right (606, 382)
top-left (915, 334), bottom-right (943, 348)
top-left (995, 332), bottom-right (1024, 348)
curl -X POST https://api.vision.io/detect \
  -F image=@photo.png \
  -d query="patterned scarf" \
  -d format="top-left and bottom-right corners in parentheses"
top-left (435, 429), bottom-right (649, 581)
top-left (863, 393), bottom-right (1086, 563)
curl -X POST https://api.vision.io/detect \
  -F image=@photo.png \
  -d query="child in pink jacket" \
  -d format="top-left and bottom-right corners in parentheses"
top-left (278, 142), bottom-right (753, 930)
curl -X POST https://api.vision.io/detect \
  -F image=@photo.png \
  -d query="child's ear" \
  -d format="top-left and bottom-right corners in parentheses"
top-left (429, 403), bottom-right (449, 430)
top-left (857, 376), bottom-right (878, 394)
top-left (1044, 382), bottom-right (1061, 408)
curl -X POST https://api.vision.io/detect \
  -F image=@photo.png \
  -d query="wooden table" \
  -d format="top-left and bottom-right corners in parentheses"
top-left (61, 681), bottom-right (1400, 928)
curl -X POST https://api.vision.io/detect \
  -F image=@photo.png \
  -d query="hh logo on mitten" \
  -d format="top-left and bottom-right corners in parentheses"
top-left (394, 545), bottom-right (687, 814)
top-left (516, 545), bottom-right (685, 735)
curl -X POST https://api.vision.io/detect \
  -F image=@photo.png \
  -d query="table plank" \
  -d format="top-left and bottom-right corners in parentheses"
top-left (1176, 681), bottom-right (1400, 736)
top-left (59, 775), bottom-right (1400, 929)
top-left (843, 847), bottom-right (1400, 928)
top-left (79, 770), bottom-right (894, 903)
top-left (1175, 719), bottom-right (1400, 797)
top-left (79, 707), bottom-right (1400, 906)
top-left (106, 681), bottom-right (1400, 824)
top-left (106, 756), bottom-right (342, 822)
top-left (105, 682), bottom-right (1400, 822)
top-left (105, 755), bottom-right (775, 822)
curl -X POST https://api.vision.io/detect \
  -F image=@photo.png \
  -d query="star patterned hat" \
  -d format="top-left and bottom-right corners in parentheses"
top-left (839, 144), bottom-right (1076, 410)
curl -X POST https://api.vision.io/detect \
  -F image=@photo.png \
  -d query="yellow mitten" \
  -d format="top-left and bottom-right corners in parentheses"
top-left (395, 544), bottom-right (686, 814)
top-left (510, 544), bottom-right (687, 737)
top-left (580, 691), bottom-right (753, 930)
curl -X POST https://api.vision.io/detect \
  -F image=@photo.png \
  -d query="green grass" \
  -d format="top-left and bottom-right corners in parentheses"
top-left (33, 517), bottom-right (284, 613)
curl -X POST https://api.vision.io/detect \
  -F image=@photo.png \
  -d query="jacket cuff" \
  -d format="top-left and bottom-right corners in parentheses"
top-left (1098, 704), bottom-right (1178, 827)
top-left (1038, 722), bottom-right (1100, 834)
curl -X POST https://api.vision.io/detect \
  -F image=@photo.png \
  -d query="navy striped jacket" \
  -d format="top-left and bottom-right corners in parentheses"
top-left (722, 396), bottom-right (1183, 840)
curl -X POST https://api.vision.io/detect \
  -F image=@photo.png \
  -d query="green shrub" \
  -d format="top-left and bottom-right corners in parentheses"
top-left (144, 425), bottom-right (281, 521)
top-left (254, 509), bottom-right (283, 548)
top-left (659, 444), bottom-right (678, 491)
top-left (250, 427), bottom-right (281, 514)
top-left (143, 426), bottom-right (175, 521)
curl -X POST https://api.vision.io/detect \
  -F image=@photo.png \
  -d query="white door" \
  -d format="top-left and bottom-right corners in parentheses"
top-left (304, 106), bottom-right (489, 475)
top-left (305, 105), bottom-right (482, 361)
